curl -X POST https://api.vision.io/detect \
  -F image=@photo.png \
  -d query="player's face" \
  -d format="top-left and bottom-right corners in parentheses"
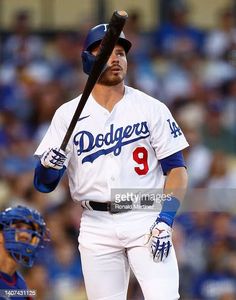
top-left (11, 221), bottom-right (41, 246)
top-left (92, 44), bottom-right (127, 86)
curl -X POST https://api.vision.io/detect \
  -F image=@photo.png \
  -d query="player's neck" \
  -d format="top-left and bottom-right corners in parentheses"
top-left (92, 83), bottom-right (125, 112)
top-left (0, 256), bottom-right (17, 276)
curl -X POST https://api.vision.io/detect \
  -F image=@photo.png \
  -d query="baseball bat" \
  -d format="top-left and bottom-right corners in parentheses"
top-left (60, 10), bottom-right (128, 151)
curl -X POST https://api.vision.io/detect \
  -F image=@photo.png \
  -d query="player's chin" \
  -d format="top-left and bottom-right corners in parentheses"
top-left (98, 73), bottom-right (124, 86)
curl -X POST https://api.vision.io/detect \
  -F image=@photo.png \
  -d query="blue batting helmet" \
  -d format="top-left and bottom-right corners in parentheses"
top-left (81, 23), bottom-right (132, 75)
top-left (0, 205), bottom-right (48, 267)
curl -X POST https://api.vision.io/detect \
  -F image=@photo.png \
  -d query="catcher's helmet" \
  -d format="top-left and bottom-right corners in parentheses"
top-left (81, 23), bottom-right (132, 75)
top-left (0, 205), bottom-right (48, 267)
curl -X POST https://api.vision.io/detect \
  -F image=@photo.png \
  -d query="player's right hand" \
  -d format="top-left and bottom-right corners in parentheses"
top-left (41, 147), bottom-right (67, 170)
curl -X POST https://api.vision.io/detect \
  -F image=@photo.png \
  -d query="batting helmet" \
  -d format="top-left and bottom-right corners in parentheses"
top-left (0, 205), bottom-right (48, 267)
top-left (81, 23), bottom-right (132, 75)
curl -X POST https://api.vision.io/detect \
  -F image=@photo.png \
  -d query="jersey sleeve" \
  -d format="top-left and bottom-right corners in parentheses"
top-left (150, 102), bottom-right (189, 160)
top-left (34, 106), bottom-right (72, 165)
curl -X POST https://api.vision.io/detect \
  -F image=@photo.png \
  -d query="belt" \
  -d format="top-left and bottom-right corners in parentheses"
top-left (81, 198), bottom-right (154, 213)
top-left (81, 200), bottom-right (132, 214)
top-left (82, 201), bottom-right (112, 211)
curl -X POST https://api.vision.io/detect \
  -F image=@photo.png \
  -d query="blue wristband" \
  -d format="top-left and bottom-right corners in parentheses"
top-left (158, 196), bottom-right (180, 227)
top-left (34, 161), bottom-right (66, 193)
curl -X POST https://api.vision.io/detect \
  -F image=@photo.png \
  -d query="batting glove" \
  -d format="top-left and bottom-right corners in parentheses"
top-left (41, 147), bottom-right (67, 170)
top-left (145, 218), bottom-right (172, 263)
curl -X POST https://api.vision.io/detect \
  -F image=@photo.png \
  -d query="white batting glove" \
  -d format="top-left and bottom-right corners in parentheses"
top-left (145, 219), bottom-right (172, 263)
top-left (41, 147), bottom-right (67, 170)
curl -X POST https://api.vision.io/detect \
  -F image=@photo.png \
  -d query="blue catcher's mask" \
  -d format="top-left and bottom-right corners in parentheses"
top-left (0, 205), bottom-right (48, 267)
top-left (81, 23), bottom-right (132, 75)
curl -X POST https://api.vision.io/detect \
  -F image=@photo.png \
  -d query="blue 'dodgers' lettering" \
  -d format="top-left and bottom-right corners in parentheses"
top-left (73, 121), bottom-right (150, 163)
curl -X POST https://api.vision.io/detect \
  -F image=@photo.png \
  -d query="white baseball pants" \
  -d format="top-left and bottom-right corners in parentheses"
top-left (78, 210), bottom-right (179, 300)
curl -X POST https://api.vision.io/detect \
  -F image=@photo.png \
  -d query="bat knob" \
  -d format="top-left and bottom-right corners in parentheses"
top-left (116, 10), bottom-right (128, 18)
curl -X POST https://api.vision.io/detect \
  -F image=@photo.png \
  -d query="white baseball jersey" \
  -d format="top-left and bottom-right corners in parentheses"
top-left (34, 86), bottom-right (189, 202)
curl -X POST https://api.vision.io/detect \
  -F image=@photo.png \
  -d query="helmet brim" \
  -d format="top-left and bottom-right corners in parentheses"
top-left (87, 37), bottom-right (132, 54)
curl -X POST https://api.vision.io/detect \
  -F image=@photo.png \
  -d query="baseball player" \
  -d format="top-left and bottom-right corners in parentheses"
top-left (0, 205), bottom-right (48, 300)
top-left (34, 23), bottom-right (189, 300)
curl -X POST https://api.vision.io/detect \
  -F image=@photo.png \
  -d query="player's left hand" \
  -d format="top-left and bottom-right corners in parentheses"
top-left (144, 219), bottom-right (172, 263)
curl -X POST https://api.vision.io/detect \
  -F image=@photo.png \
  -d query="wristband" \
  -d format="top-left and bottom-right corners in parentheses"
top-left (35, 161), bottom-right (62, 184)
top-left (34, 161), bottom-right (66, 193)
top-left (158, 196), bottom-right (180, 227)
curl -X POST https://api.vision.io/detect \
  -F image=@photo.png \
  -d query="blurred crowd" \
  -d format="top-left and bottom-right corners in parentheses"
top-left (0, 2), bottom-right (236, 300)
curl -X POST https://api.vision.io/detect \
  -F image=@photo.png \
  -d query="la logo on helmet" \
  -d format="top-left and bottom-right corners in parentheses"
top-left (93, 24), bottom-right (108, 32)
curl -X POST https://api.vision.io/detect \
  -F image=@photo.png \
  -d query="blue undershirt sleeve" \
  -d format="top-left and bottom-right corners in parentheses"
top-left (34, 161), bottom-right (66, 193)
top-left (159, 151), bottom-right (186, 175)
